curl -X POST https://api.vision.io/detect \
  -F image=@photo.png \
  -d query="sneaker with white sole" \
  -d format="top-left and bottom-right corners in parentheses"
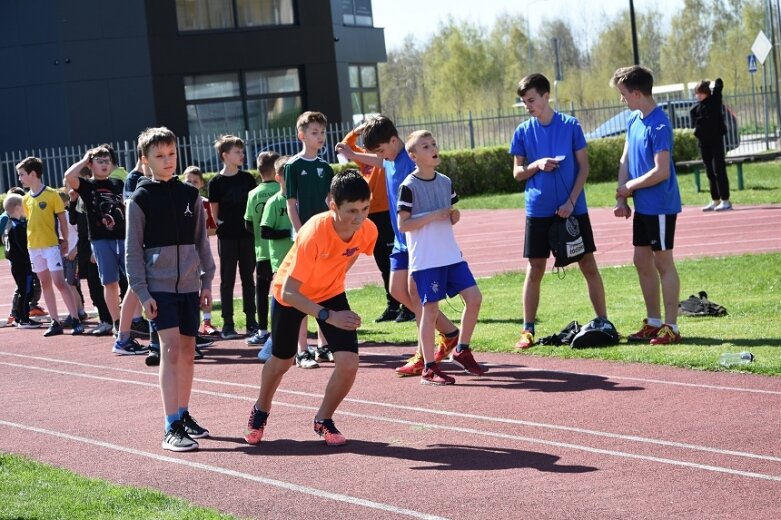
top-left (314, 346), bottom-right (334, 363)
top-left (113, 337), bottom-right (150, 355)
top-left (295, 350), bottom-right (319, 369)
top-left (17, 320), bottom-right (42, 329)
top-left (714, 200), bottom-right (733, 211)
top-left (181, 411), bottom-right (209, 439)
top-left (702, 201), bottom-right (719, 211)
top-left (162, 420), bottom-right (198, 452)
top-left (90, 322), bottom-right (114, 336)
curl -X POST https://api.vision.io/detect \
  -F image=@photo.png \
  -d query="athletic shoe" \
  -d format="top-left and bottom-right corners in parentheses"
top-left (246, 322), bottom-right (260, 336)
top-left (162, 420), bottom-right (199, 452)
top-left (29, 306), bottom-right (47, 317)
top-left (129, 317), bottom-right (150, 338)
top-left (375, 306), bottom-right (400, 322)
top-left (715, 200), bottom-right (733, 211)
top-left (90, 322), bottom-right (114, 336)
top-left (62, 315), bottom-right (76, 328)
top-left (627, 319), bottom-right (662, 343)
top-left (43, 321), bottom-right (64, 337)
top-left (71, 318), bottom-right (84, 335)
top-left (181, 411), bottom-right (209, 439)
top-left (194, 346), bottom-right (204, 360)
top-left (452, 348), bottom-right (485, 376)
top-left (112, 337), bottom-right (149, 355)
top-left (650, 325), bottom-right (682, 345)
top-left (434, 331), bottom-right (459, 362)
top-left (78, 309), bottom-right (89, 322)
top-left (244, 407), bottom-right (268, 445)
top-left (145, 349), bottom-right (160, 366)
top-left (314, 346), bottom-right (334, 363)
top-left (295, 350), bottom-right (319, 369)
top-left (195, 335), bottom-right (214, 348)
top-left (395, 306), bottom-right (415, 323)
top-left (246, 331), bottom-right (270, 346)
top-left (395, 351), bottom-right (424, 377)
top-left (200, 319), bottom-right (219, 336)
top-left (220, 325), bottom-right (241, 340)
top-left (16, 320), bottom-right (42, 329)
top-left (420, 364), bottom-right (455, 386)
top-left (257, 337), bottom-right (273, 363)
top-left (515, 329), bottom-right (535, 349)
top-left (313, 418), bottom-right (346, 446)
top-left (702, 201), bottom-right (719, 211)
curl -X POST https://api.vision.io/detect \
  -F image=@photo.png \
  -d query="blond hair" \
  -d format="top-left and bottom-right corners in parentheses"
top-left (405, 130), bottom-right (434, 154)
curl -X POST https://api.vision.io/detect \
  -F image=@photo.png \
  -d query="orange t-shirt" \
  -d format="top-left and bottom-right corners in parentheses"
top-left (272, 211), bottom-right (378, 305)
top-left (341, 131), bottom-right (389, 213)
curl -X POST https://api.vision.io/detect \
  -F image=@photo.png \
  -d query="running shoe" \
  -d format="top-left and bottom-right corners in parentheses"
top-left (220, 325), bottom-right (241, 340)
top-left (113, 337), bottom-right (149, 355)
top-left (200, 319), bottom-right (219, 336)
top-left (395, 351), bottom-right (424, 377)
top-left (375, 306), bottom-right (400, 322)
top-left (129, 317), bottom-right (150, 338)
top-left (195, 335), bottom-right (214, 348)
top-left (162, 420), bottom-right (198, 452)
top-left (29, 305), bottom-right (47, 317)
top-left (314, 346), bottom-right (334, 363)
top-left (295, 350), bottom-right (319, 369)
top-left (16, 320), bottom-right (42, 329)
top-left (43, 321), bottom-right (64, 337)
top-left (62, 315), bottom-right (76, 328)
top-left (181, 411), bottom-right (209, 439)
top-left (90, 322), bottom-right (114, 336)
top-left (714, 201), bottom-right (733, 212)
top-left (650, 325), bottom-right (682, 345)
top-left (702, 201), bottom-right (719, 212)
top-left (452, 347), bottom-right (485, 376)
top-left (515, 329), bottom-right (535, 349)
top-left (313, 418), bottom-right (346, 446)
top-left (246, 322), bottom-right (260, 336)
top-left (246, 331), bottom-right (270, 346)
top-left (145, 349), bottom-right (160, 367)
top-left (244, 407), bottom-right (268, 445)
top-left (420, 364), bottom-right (455, 386)
top-left (627, 319), bottom-right (662, 343)
top-left (71, 318), bottom-right (84, 335)
top-left (434, 331), bottom-right (459, 362)
top-left (394, 306), bottom-right (415, 323)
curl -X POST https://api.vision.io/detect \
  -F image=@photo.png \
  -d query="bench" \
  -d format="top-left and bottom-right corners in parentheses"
top-left (676, 151), bottom-right (781, 192)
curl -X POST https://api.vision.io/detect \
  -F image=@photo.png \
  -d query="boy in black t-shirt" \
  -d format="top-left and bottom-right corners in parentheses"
top-left (2, 194), bottom-right (39, 328)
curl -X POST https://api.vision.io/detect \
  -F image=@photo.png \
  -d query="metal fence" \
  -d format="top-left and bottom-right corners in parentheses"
top-left (3, 89), bottom-right (779, 192)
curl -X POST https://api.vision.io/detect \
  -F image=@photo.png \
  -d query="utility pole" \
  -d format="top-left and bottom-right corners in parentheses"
top-left (629, 0), bottom-right (640, 65)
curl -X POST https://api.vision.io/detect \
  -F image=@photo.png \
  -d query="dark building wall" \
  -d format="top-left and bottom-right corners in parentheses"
top-left (0, 0), bottom-right (155, 152)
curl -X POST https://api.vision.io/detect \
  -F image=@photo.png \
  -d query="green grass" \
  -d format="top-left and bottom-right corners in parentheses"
top-left (456, 161), bottom-right (781, 210)
top-left (0, 452), bottom-right (241, 520)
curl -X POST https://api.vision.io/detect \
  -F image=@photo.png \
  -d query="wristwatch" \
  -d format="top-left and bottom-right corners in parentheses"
top-left (317, 308), bottom-right (330, 321)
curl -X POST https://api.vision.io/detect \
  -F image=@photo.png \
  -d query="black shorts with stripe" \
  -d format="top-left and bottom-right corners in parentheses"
top-left (632, 213), bottom-right (677, 251)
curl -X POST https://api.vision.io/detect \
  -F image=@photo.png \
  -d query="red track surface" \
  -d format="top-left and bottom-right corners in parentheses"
top-left (1, 204), bottom-right (780, 519)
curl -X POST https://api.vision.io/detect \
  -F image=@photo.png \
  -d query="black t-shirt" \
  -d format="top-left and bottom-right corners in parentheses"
top-left (75, 177), bottom-right (126, 240)
top-left (207, 170), bottom-right (256, 239)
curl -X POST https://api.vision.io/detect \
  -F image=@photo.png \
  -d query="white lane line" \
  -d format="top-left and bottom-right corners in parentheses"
top-left (2, 354), bottom-right (780, 462)
top-left (2, 361), bottom-right (780, 481)
top-left (0, 420), bottom-right (447, 520)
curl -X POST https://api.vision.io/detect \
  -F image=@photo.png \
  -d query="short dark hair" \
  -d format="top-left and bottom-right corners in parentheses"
top-left (362, 115), bottom-right (399, 151)
top-left (610, 65), bottom-right (654, 96)
top-left (16, 156), bottom-right (43, 178)
top-left (98, 143), bottom-right (118, 165)
top-left (517, 73), bottom-right (550, 97)
top-left (138, 127), bottom-right (177, 157)
top-left (256, 151), bottom-right (280, 177)
top-left (183, 165), bottom-right (203, 179)
top-left (214, 134), bottom-right (244, 160)
top-left (694, 80), bottom-right (711, 95)
top-left (330, 169), bottom-right (370, 207)
top-left (88, 145), bottom-right (113, 163)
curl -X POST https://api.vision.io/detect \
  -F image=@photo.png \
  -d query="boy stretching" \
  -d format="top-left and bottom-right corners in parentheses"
top-left (126, 127), bottom-right (216, 452)
top-left (398, 131), bottom-right (484, 385)
top-left (16, 157), bottom-right (84, 336)
top-left (611, 65), bottom-right (683, 345)
top-left (244, 170), bottom-right (377, 446)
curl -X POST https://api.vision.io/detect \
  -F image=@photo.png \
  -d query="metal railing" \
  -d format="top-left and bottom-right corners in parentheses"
top-left (3, 89), bottom-right (778, 192)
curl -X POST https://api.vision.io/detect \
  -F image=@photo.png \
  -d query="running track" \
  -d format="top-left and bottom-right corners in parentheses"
top-left (1, 204), bottom-right (780, 519)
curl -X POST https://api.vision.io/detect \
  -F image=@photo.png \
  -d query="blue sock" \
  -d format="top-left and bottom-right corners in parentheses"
top-left (165, 413), bottom-right (179, 431)
top-left (178, 406), bottom-right (188, 419)
top-left (456, 343), bottom-right (469, 353)
top-left (523, 322), bottom-right (535, 334)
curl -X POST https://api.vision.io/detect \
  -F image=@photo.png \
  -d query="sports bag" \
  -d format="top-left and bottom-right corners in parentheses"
top-left (678, 291), bottom-right (727, 317)
top-left (548, 216), bottom-right (585, 268)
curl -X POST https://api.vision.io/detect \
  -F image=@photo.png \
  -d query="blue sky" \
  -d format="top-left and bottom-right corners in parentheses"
top-left (373, 0), bottom-right (684, 50)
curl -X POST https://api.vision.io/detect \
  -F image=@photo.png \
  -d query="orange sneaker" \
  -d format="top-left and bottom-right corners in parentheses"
top-left (515, 329), bottom-right (535, 349)
top-left (314, 418), bottom-right (346, 446)
top-left (244, 407), bottom-right (268, 445)
top-left (434, 331), bottom-right (458, 362)
top-left (396, 351), bottom-right (424, 377)
top-left (649, 325), bottom-right (682, 345)
top-left (29, 306), bottom-right (47, 317)
top-left (627, 319), bottom-right (662, 342)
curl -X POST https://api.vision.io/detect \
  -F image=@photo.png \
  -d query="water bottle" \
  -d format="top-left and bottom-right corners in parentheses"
top-left (719, 352), bottom-right (754, 367)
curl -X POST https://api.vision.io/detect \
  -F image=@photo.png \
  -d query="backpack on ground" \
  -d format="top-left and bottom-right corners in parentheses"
top-left (570, 318), bottom-right (620, 349)
top-left (538, 320), bottom-right (581, 346)
top-left (678, 291), bottom-right (727, 317)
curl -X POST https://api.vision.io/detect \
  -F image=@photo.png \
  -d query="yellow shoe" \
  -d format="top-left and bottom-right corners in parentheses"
top-left (515, 329), bottom-right (535, 349)
top-left (434, 331), bottom-right (458, 362)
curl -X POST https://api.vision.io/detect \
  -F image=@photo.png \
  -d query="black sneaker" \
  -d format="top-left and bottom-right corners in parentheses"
top-left (43, 321), bottom-right (64, 337)
top-left (195, 335), bottom-right (214, 348)
top-left (145, 349), bottom-right (160, 366)
top-left (395, 307), bottom-right (415, 323)
top-left (17, 320), bottom-right (42, 329)
top-left (129, 317), bottom-right (151, 338)
top-left (246, 322), bottom-right (260, 336)
top-left (112, 337), bottom-right (150, 355)
top-left (220, 326), bottom-right (241, 340)
top-left (194, 346), bottom-right (204, 360)
top-left (375, 306), bottom-right (400, 322)
top-left (314, 346), bottom-right (334, 363)
top-left (162, 420), bottom-right (198, 452)
top-left (62, 315), bottom-right (76, 328)
top-left (181, 411), bottom-right (209, 439)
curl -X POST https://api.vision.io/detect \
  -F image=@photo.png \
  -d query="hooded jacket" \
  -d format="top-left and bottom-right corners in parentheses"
top-left (690, 78), bottom-right (727, 143)
top-left (125, 176), bottom-right (215, 304)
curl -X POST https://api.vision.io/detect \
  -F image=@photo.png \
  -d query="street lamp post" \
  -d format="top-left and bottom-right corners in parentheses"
top-left (629, 0), bottom-right (640, 65)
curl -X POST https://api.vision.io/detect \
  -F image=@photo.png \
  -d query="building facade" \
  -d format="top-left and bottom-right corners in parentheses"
top-left (0, 0), bottom-right (386, 152)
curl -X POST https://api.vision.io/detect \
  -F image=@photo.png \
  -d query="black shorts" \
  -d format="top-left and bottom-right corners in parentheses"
top-left (270, 292), bottom-right (358, 359)
top-left (633, 213), bottom-right (677, 251)
top-left (524, 214), bottom-right (597, 259)
top-left (149, 291), bottom-right (200, 337)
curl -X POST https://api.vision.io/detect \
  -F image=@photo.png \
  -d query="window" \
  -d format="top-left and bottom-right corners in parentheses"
top-left (184, 68), bottom-right (302, 135)
top-left (342, 0), bottom-right (372, 26)
top-left (176, 0), bottom-right (294, 31)
top-left (349, 64), bottom-right (380, 122)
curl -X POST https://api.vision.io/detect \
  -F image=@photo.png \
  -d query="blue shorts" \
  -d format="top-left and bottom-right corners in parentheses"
top-left (91, 239), bottom-right (125, 285)
top-left (411, 261), bottom-right (476, 304)
top-left (62, 256), bottom-right (78, 286)
top-left (149, 291), bottom-right (199, 337)
top-left (390, 249), bottom-right (409, 272)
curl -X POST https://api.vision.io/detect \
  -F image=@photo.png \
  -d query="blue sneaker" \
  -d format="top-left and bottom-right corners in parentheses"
top-left (258, 337), bottom-right (273, 363)
top-left (112, 337), bottom-right (149, 355)
top-left (246, 331), bottom-right (270, 346)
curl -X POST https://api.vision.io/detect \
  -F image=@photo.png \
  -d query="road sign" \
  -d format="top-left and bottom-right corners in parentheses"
top-left (752, 31), bottom-right (772, 65)
top-left (748, 53), bottom-right (758, 73)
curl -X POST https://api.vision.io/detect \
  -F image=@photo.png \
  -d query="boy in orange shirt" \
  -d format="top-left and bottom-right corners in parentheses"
top-left (243, 170), bottom-right (377, 447)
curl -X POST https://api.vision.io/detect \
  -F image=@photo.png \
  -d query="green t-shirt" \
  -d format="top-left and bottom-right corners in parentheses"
top-left (244, 180), bottom-right (279, 261)
top-left (260, 191), bottom-right (293, 272)
top-left (283, 155), bottom-right (333, 224)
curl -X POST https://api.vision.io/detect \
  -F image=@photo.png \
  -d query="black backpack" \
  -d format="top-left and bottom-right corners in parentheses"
top-left (678, 291), bottom-right (727, 317)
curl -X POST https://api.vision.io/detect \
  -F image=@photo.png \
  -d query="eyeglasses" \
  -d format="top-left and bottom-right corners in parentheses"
top-left (91, 158), bottom-right (111, 165)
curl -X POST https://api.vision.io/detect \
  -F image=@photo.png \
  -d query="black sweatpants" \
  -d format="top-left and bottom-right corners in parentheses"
top-left (699, 139), bottom-right (730, 201)
top-left (218, 236), bottom-right (257, 326)
top-left (255, 259), bottom-right (272, 330)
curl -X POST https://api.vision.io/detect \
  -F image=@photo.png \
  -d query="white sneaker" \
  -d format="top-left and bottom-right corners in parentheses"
top-left (295, 350), bottom-right (319, 369)
top-left (714, 200), bottom-right (733, 211)
top-left (702, 201), bottom-right (719, 211)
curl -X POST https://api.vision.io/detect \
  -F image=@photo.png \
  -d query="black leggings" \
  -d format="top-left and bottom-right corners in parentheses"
top-left (255, 259), bottom-right (272, 330)
top-left (699, 140), bottom-right (730, 201)
top-left (218, 236), bottom-right (256, 326)
top-left (11, 264), bottom-right (32, 322)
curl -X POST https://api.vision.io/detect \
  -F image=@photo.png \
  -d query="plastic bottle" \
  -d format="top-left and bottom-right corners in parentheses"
top-left (719, 352), bottom-right (754, 367)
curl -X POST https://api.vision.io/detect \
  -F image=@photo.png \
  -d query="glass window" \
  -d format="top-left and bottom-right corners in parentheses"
top-left (360, 65), bottom-right (377, 88)
top-left (245, 68), bottom-right (300, 96)
top-left (349, 64), bottom-right (380, 120)
top-left (186, 101), bottom-right (244, 135)
top-left (246, 95), bottom-right (302, 130)
top-left (362, 90), bottom-right (379, 113)
top-left (176, 0), bottom-right (234, 31)
top-left (184, 73), bottom-right (241, 101)
top-left (342, 0), bottom-right (372, 26)
top-left (237, 0), bottom-right (294, 27)
top-left (348, 65), bottom-right (360, 89)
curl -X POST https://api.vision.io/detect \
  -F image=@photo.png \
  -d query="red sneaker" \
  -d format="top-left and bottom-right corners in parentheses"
top-left (200, 319), bottom-right (219, 336)
top-left (627, 320), bottom-right (662, 342)
top-left (244, 407), bottom-right (268, 445)
top-left (649, 325), bottom-right (682, 345)
top-left (452, 348), bottom-right (485, 376)
top-left (515, 329), bottom-right (534, 349)
top-left (29, 306), bottom-right (47, 317)
top-left (314, 418), bottom-right (346, 446)
top-left (434, 331), bottom-right (458, 362)
top-left (420, 364), bottom-right (455, 386)
top-left (396, 352), bottom-right (424, 377)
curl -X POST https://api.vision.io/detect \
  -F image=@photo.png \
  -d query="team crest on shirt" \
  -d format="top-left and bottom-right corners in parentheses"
top-left (317, 168), bottom-right (324, 178)
top-left (342, 246), bottom-right (359, 257)
top-left (38, 201), bottom-right (47, 209)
